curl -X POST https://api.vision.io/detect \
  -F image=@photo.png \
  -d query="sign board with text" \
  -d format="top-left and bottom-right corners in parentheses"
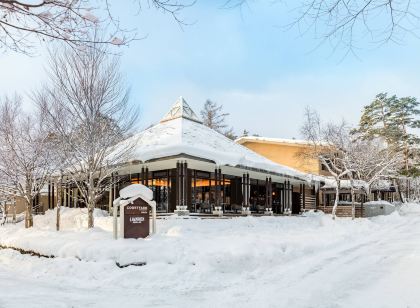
top-left (123, 198), bottom-right (150, 239)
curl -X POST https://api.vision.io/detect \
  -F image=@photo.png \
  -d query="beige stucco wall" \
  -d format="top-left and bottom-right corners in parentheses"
top-left (240, 141), bottom-right (329, 176)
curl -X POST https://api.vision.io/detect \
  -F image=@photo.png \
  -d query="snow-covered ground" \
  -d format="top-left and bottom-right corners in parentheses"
top-left (1, 205), bottom-right (420, 308)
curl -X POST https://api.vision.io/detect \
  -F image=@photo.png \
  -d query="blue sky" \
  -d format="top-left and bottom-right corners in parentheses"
top-left (1, 1), bottom-right (420, 138)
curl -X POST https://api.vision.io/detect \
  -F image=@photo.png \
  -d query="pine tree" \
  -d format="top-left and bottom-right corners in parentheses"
top-left (354, 93), bottom-right (400, 144)
top-left (389, 96), bottom-right (420, 176)
top-left (355, 93), bottom-right (420, 177)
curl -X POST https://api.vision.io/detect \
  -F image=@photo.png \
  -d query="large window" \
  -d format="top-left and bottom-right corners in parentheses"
top-left (131, 170), bottom-right (171, 213)
top-left (191, 170), bottom-right (232, 212)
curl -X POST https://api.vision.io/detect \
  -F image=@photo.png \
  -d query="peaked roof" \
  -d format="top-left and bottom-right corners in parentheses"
top-left (160, 96), bottom-right (202, 124)
top-left (115, 98), bottom-right (308, 181)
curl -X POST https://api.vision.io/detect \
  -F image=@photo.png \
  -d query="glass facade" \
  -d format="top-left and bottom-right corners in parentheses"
top-left (117, 167), bottom-right (296, 214)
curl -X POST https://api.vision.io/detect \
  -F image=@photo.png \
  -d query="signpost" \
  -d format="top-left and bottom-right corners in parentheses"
top-left (112, 184), bottom-right (156, 240)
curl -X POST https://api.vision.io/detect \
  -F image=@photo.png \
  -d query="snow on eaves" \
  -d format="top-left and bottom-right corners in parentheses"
top-left (236, 135), bottom-right (330, 147)
top-left (116, 117), bottom-right (308, 181)
top-left (321, 177), bottom-right (369, 191)
top-left (236, 136), bottom-right (314, 146)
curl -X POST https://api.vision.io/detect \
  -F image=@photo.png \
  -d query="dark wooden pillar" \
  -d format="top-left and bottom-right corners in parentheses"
top-left (242, 173), bottom-right (250, 208)
top-left (176, 161), bottom-right (188, 207)
top-left (265, 177), bottom-right (269, 208)
top-left (47, 181), bottom-right (51, 209)
top-left (77, 188), bottom-right (81, 208)
top-left (69, 186), bottom-right (72, 208)
top-left (246, 173), bottom-right (250, 207)
top-left (193, 170), bottom-right (197, 206)
top-left (222, 174), bottom-right (226, 204)
top-left (290, 183), bottom-right (293, 212)
top-left (183, 162), bottom-right (187, 206)
top-left (214, 167), bottom-right (222, 207)
top-left (268, 177), bottom-right (272, 209)
top-left (243, 175), bottom-right (246, 207)
top-left (51, 182), bottom-right (55, 209)
top-left (314, 182), bottom-right (319, 211)
top-left (299, 184), bottom-right (303, 209)
top-left (176, 162), bottom-right (180, 207)
top-left (214, 167), bottom-right (219, 207)
top-left (283, 180), bottom-right (287, 213)
top-left (219, 168), bottom-right (222, 205)
top-left (65, 184), bottom-right (68, 207)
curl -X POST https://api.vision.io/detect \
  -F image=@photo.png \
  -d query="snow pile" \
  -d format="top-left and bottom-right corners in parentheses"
top-left (364, 200), bottom-right (394, 206)
top-left (398, 202), bottom-right (420, 215)
top-left (119, 184), bottom-right (153, 201)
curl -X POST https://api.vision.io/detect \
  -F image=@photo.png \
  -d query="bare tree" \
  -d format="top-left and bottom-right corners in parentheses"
top-left (301, 107), bottom-right (353, 219)
top-left (348, 136), bottom-right (402, 198)
top-left (302, 106), bottom-right (404, 219)
top-left (294, 0), bottom-right (420, 52)
top-left (0, 0), bottom-right (194, 54)
top-left (0, 183), bottom-right (17, 225)
top-left (201, 99), bottom-right (236, 139)
top-left (0, 95), bottom-right (55, 228)
top-left (201, 100), bottom-right (229, 132)
top-left (36, 43), bottom-right (138, 228)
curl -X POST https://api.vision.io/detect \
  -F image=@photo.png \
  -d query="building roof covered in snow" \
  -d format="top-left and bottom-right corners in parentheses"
top-left (236, 136), bottom-right (315, 146)
top-left (371, 180), bottom-right (395, 191)
top-left (117, 97), bottom-right (308, 181)
top-left (321, 177), bottom-right (369, 192)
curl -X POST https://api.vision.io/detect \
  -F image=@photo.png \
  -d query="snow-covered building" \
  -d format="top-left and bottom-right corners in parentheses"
top-left (93, 97), bottom-right (313, 215)
top-left (236, 136), bottom-right (398, 217)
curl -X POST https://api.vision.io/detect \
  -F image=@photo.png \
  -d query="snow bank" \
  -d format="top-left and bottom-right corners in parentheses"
top-left (398, 202), bottom-right (420, 215)
top-left (364, 200), bottom-right (394, 206)
top-left (1, 205), bottom-right (420, 307)
top-left (0, 208), bottom-right (384, 267)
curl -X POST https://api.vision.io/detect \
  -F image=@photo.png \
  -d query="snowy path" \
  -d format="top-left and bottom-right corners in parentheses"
top-left (1, 208), bottom-right (420, 307)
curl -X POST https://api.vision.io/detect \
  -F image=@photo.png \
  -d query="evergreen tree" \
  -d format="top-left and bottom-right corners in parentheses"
top-left (354, 93), bottom-right (400, 144)
top-left (389, 96), bottom-right (420, 175)
top-left (355, 93), bottom-right (420, 176)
